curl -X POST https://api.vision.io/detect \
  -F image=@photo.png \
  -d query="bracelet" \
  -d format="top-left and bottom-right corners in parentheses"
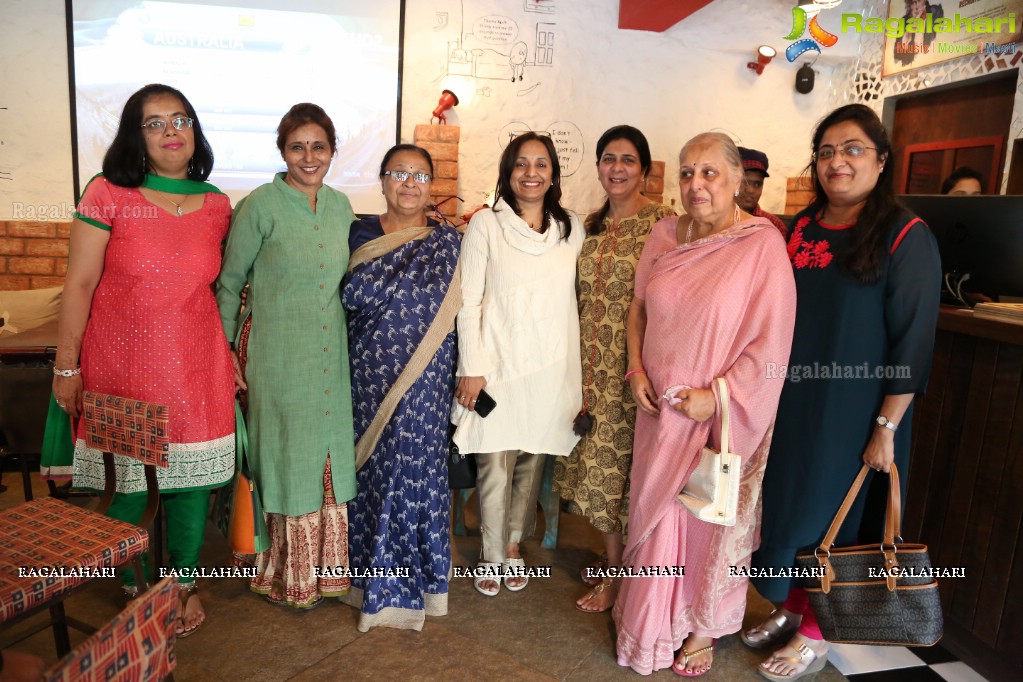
top-left (624, 369), bottom-right (646, 382)
top-left (53, 367), bottom-right (81, 377)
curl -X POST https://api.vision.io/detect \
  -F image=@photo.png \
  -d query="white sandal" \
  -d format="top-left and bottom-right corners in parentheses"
top-left (473, 562), bottom-right (501, 597)
top-left (502, 557), bottom-right (528, 592)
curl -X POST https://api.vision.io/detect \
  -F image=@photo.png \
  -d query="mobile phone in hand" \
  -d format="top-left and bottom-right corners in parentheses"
top-left (474, 389), bottom-right (497, 418)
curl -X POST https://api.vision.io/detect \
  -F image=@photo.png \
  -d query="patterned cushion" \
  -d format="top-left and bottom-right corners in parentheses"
top-left (42, 576), bottom-right (178, 682)
top-left (82, 392), bottom-right (170, 468)
top-left (0, 497), bottom-right (148, 623)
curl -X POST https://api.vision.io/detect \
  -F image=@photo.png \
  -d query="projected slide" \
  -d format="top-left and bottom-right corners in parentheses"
top-left (72, 0), bottom-right (401, 213)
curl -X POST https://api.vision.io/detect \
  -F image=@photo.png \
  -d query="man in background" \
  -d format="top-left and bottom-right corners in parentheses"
top-left (737, 146), bottom-right (788, 238)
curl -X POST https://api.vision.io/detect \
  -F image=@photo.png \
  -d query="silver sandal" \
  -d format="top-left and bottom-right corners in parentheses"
top-left (741, 609), bottom-right (800, 649)
top-left (758, 641), bottom-right (828, 681)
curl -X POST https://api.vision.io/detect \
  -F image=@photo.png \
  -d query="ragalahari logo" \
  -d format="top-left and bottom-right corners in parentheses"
top-left (784, 0), bottom-right (843, 62)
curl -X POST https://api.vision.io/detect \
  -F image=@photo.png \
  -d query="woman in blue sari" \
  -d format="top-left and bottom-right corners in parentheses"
top-left (341, 144), bottom-right (461, 631)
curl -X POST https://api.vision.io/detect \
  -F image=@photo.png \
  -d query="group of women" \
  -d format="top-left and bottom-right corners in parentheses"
top-left (45, 82), bottom-right (941, 680)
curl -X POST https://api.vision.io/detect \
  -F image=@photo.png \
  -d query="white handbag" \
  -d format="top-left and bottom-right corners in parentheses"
top-left (677, 377), bottom-right (740, 526)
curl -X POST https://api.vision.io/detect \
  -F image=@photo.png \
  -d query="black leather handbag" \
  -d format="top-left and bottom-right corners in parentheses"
top-left (795, 464), bottom-right (943, 646)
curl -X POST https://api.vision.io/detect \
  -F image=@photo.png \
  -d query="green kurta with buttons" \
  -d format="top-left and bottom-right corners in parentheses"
top-left (216, 173), bottom-right (356, 516)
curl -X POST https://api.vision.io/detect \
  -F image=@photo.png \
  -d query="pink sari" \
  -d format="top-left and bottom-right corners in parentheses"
top-left (612, 216), bottom-right (796, 675)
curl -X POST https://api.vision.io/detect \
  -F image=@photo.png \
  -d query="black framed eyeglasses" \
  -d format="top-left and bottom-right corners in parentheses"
top-left (140, 117), bottom-right (194, 133)
top-left (384, 170), bottom-right (432, 184)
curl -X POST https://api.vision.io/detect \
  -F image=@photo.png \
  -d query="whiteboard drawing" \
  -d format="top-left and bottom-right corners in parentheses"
top-left (434, 12), bottom-right (449, 30)
top-left (438, 9), bottom-right (556, 96)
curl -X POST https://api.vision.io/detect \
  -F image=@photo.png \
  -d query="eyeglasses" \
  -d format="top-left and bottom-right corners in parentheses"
top-left (814, 143), bottom-right (877, 162)
top-left (384, 170), bottom-right (432, 184)
top-left (140, 117), bottom-right (194, 133)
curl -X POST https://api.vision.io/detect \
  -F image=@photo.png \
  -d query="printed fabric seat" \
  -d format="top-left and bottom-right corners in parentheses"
top-left (0, 393), bottom-right (167, 656)
top-left (0, 497), bottom-right (148, 623)
top-left (41, 575), bottom-right (178, 682)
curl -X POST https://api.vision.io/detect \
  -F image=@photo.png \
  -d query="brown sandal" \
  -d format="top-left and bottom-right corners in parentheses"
top-left (177, 583), bottom-right (205, 638)
top-left (575, 577), bottom-right (619, 613)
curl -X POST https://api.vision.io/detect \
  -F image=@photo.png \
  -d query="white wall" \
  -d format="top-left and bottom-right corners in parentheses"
top-left (0, 0), bottom-right (75, 220)
top-left (0, 0), bottom-right (868, 219)
top-left (402, 0), bottom-right (867, 217)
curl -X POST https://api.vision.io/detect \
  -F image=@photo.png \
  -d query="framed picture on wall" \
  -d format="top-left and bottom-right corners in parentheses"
top-left (882, 0), bottom-right (1023, 77)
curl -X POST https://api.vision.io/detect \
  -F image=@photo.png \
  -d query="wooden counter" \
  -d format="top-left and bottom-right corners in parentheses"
top-left (906, 306), bottom-right (1023, 682)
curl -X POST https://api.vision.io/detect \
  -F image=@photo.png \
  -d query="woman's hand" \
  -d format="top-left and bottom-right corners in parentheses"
top-left (629, 373), bottom-right (660, 417)
top-left (52, 374), bottom-right (84, 419)
top-left (670, 388), bottom-right (716, 422)
top-left (456, 376), bottom-right (487, 411)
top-left (230, 350), bottom-right (247, 392)
top-left (862, 426), bottom-right (895, 473)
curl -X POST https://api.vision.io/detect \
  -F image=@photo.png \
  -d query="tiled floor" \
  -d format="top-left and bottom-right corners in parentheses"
top-left (0, 473), bottom-right (994, 681)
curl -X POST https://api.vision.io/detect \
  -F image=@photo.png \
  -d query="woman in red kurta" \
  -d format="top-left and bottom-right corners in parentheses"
top-left (51, 84), bottom-right (235, 638)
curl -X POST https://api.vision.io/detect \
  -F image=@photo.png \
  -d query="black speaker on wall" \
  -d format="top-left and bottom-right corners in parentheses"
top-left (796, 64), bottom-right (815, 94)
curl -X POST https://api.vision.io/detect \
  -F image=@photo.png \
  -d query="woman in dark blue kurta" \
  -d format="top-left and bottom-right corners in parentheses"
top-left (340, 145), bottom-right (460, 631)
top-left (746, 105), bottom-right (941, 681)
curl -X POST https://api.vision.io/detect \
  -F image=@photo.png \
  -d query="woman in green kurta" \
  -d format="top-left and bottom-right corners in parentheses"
top-left (216, 103), bottom-right (357, 608)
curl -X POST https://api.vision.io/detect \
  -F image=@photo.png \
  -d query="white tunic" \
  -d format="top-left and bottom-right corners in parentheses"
top-left (453, 199), bottom-right (584, 456)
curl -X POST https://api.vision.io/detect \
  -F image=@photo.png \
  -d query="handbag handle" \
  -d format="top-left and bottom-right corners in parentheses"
top-left (235, 402), bottom-right (253, 490)
top-left (815, 463), bottom-right (902, 592)
top-left (716, 377), bottom-right (730, 455)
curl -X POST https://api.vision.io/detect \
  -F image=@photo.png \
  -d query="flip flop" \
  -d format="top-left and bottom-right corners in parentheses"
top-left (177, 583), bottom-right (205, 638)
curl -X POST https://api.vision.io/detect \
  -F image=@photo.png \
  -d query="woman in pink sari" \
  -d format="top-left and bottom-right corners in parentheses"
top-left (613, 132), bottom-right (796, 676)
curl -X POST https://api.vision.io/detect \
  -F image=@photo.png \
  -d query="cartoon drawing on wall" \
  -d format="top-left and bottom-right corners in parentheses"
top-left (436, 4), bottom-right (556, 98)
top-left (497, 120), bottom-right (584, 177)
top-left (434, 12), bottom-right (449, 31)
top-left (524, 0), bottom-right (556, 14)
top-left (509, 41), bottom-right (527, 81)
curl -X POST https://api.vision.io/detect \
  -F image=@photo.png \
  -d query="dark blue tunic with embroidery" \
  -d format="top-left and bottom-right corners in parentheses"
top-left (751, 209), bottom-right (941, 602)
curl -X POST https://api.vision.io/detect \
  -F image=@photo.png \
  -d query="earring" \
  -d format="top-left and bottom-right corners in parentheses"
top-left (734, 188), bottom-right (740, 197)
top-left (188, 156), bottom-right (195, 175)
top-left (141, 153), bottom-right (148, 174)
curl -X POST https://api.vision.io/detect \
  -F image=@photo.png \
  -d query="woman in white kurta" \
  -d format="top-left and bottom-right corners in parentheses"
top-left (453, 132), bottom-right (584, 596)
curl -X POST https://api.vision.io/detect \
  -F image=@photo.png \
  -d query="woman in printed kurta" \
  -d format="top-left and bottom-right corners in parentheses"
top-left (553, 125), bottom-right (674, 613)
top-left (216, 103), bottom-right (356, 609)
top-left (612, 133), bottom-right (795, 676)
top-left (50, 84), bottom-right (235, 638)
top-left (341, 144), bottom-right (460, 631)
top-left (746, 105), bottom-right (940, 681)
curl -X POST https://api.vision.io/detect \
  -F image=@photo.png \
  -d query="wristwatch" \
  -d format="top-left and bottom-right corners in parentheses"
top-left (875, 415), bottom-right (898, 432)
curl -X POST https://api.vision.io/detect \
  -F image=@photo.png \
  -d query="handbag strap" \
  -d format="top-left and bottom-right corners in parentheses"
top-left (235, 402), bottom-right (253, 482)
top-left (716, 377), bottom-right (730, 454)
top-left (816, 463), bottom-right (902, 592)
